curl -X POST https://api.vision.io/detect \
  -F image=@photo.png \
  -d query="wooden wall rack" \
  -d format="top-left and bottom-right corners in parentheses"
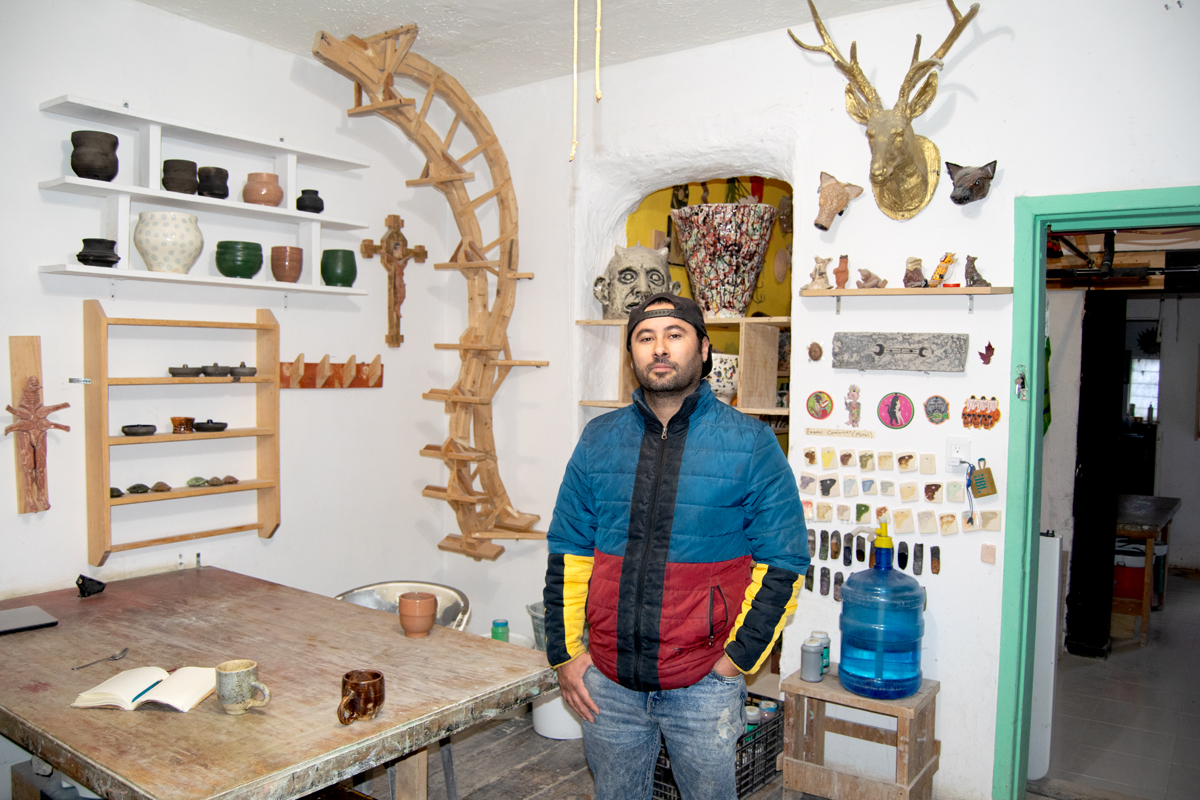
top-left (281, 354), bottom-right (383, 388)
top-left (83, 301), bottom-right (280, 566)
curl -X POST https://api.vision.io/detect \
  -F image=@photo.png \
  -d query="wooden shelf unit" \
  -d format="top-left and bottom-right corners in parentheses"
top-left (83, 300), bottom-right (280, 566)
top-left (40, 95), bottom-right (369, 296)
top-left (575, 316), bottom-right (790, 417)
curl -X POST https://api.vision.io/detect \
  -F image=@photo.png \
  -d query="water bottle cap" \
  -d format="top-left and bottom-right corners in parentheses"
top-left (875, 534), bottom-right (893, 549)
top-left (812, 630), bottom-right (829, 638)
top-left (492, 618), bottom-right (508, 627)
top-left (805, 637), bottom-right (821, 646)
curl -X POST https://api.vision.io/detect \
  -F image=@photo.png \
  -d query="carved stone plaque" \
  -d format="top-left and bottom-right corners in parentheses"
top-left (831, 332), bottom-right (969, 373)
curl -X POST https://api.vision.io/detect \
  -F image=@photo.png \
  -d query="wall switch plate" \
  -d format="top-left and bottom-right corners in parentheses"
top-left (946, 436), bottom-right (971, 469)
top-left (981, 543), bottom-right (997, 564)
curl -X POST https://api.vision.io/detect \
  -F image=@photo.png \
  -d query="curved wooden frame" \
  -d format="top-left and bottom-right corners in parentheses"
top-left (315, 25), bottom-right (547, 560)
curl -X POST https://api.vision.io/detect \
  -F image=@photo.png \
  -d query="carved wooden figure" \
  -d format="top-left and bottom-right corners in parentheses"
top-left (361, 215), bottom-right (427, 347)
top-left (791, 0), bottom-right (981, 220)
top-left (5, 377), bottom-right (69, 513)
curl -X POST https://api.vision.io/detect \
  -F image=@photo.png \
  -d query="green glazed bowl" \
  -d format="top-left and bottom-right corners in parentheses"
top-left (215, 250), bottom-right (263, 279)
top-left (321, 249), bottom-right (357, 287)
top-left (216, 241), bottom-right (262, 251)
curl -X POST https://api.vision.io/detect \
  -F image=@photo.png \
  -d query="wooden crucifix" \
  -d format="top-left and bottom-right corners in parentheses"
top-left (361, 215), bottom-right (427, 347)
top-left (5, 376), bottom-right (69, 513)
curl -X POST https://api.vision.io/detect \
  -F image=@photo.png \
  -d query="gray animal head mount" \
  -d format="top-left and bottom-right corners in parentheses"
top-left (946, 161), bottom-right (997, 204)
top-left (790, 0), bottom-right (981, 221)
top-left (593, 244), bottom-right (680, 319)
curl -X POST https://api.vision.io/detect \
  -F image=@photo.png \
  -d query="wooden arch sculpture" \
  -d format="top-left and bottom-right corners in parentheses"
top-left (315, 25), bottom-right (548, 560)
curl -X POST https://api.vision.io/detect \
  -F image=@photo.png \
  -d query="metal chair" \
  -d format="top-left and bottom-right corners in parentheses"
top-left (335, 581), bottom-right (470, 631)
top-left (336, 580), bottom-right (470, 800)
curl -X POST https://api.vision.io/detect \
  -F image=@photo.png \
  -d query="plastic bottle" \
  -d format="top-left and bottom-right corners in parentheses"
top-left (812, 631), bottom-right (831, 673)
top-left (759, 699), bottom-right (779, 720)
top-left (744, 705), bottom-right (761, 732)
top-left (491, 618), bottom-right (509, 642)
top-left (801, 637), bottom-right (824, 682)
top-left (837, 523), bottom-right (925, 699)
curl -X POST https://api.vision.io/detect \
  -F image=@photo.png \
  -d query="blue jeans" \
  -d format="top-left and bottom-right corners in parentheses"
top-left (581, 664), bottom-right (747, 800)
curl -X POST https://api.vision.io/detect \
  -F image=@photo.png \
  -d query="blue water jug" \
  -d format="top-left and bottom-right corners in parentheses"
top-left (838, 524), bottom-right (925, 699)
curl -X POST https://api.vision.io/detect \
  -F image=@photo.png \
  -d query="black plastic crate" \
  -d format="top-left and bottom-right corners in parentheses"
top-left (652, 693), bottom-right (783, 800)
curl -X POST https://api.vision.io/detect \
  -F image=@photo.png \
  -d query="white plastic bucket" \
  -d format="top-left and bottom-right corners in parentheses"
top-left (532, 694), bottom-right (584, 739)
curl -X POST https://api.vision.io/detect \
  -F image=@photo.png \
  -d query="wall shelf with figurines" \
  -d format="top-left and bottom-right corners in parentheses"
top-left (800, 286), bottom-right (1012, 297)
top-left (798, 252), bottom-right (1011, 312)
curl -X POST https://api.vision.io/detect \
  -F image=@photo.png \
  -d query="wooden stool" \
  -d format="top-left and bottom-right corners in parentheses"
top-left (779, 664), bottom-right (940, 800)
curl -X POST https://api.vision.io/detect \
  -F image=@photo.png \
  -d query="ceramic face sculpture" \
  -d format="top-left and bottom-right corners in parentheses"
top-left (946, 161), bottom-right (997, 205)
top-left (790, 1), bottom-right (982, 221)
top-left (814, 172), bottom-right (863, 230)
top-left (593, 244), bottom-right (679, 319)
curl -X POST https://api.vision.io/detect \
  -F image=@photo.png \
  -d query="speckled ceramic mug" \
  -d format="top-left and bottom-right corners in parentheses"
top-left (216, 659), bottom-right (270, 715)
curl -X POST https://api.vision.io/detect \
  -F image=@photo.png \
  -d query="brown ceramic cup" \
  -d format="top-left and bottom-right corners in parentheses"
top-left (337, 669), bottom-right (384, 725)
top-left (398, 591), bottom-right (438, 638)
top-left (170, 416), bottom-right (195, 434)
top-left (270, 246), bottom-right (303, 283)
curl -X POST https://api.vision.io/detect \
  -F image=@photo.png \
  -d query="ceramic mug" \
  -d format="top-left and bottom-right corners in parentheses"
top-left (398, 592), bottom-right (438, 639)
top-left (216, 659), bottom-right (271, 715)
top-left (170, 416), bottom-right (194, 434)
top-left (337, 669), bottom-right (384, 725)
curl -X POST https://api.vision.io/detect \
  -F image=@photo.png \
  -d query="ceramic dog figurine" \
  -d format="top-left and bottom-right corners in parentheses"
top-left (814, 172), bottom-right (863, 230)
top-left (964, 255), bottom-right (991, 287)
top-left (946, 161), bottom-right (997, 205)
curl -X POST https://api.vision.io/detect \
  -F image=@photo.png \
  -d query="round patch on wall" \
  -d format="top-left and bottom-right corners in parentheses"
top-left (806, 390), bottom-right (834, 420)
top-left (878, 392), bottom-right (914, 429)
top-left (924, 395), bottom-right (950, 425)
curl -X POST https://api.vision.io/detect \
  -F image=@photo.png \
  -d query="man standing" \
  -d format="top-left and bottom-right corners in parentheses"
top-left (543, 293), bottom-right (808, 800)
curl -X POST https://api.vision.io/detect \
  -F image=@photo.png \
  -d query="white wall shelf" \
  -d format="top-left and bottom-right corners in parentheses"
top-left (40, 264), bottom-right (367, 295)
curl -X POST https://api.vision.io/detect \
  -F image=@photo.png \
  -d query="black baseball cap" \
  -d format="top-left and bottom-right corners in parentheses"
top-left (626, 293), bottom-right (712, 379)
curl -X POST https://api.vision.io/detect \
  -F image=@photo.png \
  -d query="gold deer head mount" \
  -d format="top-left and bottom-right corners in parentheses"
top-left (790, 0), bottom-right (980, 221)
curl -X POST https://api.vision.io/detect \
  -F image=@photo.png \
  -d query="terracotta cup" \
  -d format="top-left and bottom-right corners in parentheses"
top-left (270, 246), bottom-right (303, 283)
top-left (170, 416), bottom-right (195, 434)
top-left (216, 659), bottom-right (271, 715)
top-left (398, 591), bottom-right (438, 638)
top-left (242, 172), bottom-right (283, 207)
top-left (337, 669), bottom-right (384, 725)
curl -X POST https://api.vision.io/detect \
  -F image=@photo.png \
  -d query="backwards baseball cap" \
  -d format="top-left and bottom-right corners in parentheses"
top-left (626, 292), bottom-right (712, 379)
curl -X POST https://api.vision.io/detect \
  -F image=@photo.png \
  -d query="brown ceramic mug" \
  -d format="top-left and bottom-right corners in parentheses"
top-left (337, 669), bottom-right (384, 725)
top-left (398, 591), bottom-right (438, 639)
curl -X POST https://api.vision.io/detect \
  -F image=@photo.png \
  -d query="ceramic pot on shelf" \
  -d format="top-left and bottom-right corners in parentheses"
top-left (706, 352), bottom-right (739, 405)
top-left (320, 249), bottom-right (357, 287)
top-left (132, 211), bottom-right (203, 273)
top-left (270, 246), bottom-right (303, 283)
top-left (76, 238), bottom-right (119, 268)
top-left (295, 189), bottom-right (324, 214)
top-left (670, 203), bottom-right (778, 318)
top-left (242, 172), bottom-right (283, 207)
top-left (162, 159), bottom-right (198, 194)
top-left (70, 131), bottom-right (119, 182)
top-left (197, 166), bottom-right (229, 199)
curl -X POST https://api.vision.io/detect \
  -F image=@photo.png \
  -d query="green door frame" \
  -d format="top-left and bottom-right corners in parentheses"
top-left (993, 185), bottom-right (1200, 800)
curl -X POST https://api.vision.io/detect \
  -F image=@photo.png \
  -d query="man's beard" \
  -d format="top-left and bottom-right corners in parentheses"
top-left (634, 348), bottom-right (704, 395)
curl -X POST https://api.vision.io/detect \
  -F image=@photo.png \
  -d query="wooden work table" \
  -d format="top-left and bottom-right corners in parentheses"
top-left (0, 567), bottom-right (556, 800)
top-left (1113, 494), bottom-right (1182, 645)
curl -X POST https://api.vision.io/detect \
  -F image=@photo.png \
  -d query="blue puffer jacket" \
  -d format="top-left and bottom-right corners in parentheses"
top-left (544, 381), bottom-right (809, 692)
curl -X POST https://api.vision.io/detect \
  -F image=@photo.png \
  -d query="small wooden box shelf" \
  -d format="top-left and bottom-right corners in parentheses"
top-left (83, 300), bottom-right (280, 566)
top-left (575, 316), bottom-right (789, 417)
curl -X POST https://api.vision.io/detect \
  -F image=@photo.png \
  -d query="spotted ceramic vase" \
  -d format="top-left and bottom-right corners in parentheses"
top-left (670, 203), bottom-right (778, 317)
top-left (706, 352), bottom-right (739, 404)
top-left (133, 211), bottom-right (203, 273)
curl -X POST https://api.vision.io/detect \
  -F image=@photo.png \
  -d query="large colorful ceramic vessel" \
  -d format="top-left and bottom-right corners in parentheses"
top-left (132, 211), bottom-right (203, 273)
top-left (670, 203), bottom-right (778, 317)
top-left (706, 352), bottom-right (739, 404)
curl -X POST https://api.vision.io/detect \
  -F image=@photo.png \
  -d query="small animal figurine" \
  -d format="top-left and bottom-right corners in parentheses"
top-left (929, 252), bottom-right (956, 287)
top-left (964, 254), bottom-right (991, 287)
top-left (802, 256), bottom-right (833, 290)
top-left (856, 269), bottom-right (888, 289)
top-left (814, 172), bottom-right (863, 230)
top-left (946, 161), bottom-right (997, 205)
top-left (833, 255), bottom-right (850, 289)
top-left (845, 384), bottom-right (861, 428)
top-left (903, 257), bottom-right (927, 288)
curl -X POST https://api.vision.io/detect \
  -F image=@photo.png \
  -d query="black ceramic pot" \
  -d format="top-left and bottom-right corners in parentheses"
top-left (162, 159), bottom-right (198, 194)
top-left (70, 131), bottom-right (119, 181)
top-left (197, 166), bottom-right (229, 199)
top-left (77, 238), bottom-right (120, 268)
top-left (296, 189), bottom-right (324, 214)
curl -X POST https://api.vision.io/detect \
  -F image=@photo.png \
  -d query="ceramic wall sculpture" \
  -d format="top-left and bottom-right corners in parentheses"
top-left (946, 160), bottom-right (997, 204)
top-left (707, 353), bottom-right (739, 404)
top-left (132, 211), bottom-right (203, 273)
top-left (790, 0), bottom-right (982, 221)
top-left (964, 255), bottom-right (991, 287)
top-left (593, 244), bottom-right (678, 319)
top-left (671, 203), bottom-right (778, 317)
top-left (316, 24), bottom-right (547, 559)
top-left (831, 332), bottom-right (969, 372)
top-left (802, 255), bottom-right (833, 290)
top-left (855, 269), bottom-right (887, 289)
top-left (814, 172), bottom-right (863, 230)
top-left (70, 131), bottom-right (118, 181)
top-left (903, 257), bottom-right (927, 288)
top-left (4, 376), bottom-right (69, 513)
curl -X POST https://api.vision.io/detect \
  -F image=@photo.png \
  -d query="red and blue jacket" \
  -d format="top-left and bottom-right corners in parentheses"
top-left (544, 381), bottom-right (808, 692)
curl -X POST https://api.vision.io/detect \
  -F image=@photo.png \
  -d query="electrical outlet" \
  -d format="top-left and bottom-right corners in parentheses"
top-left (946, 436), bottom-right (971, 468)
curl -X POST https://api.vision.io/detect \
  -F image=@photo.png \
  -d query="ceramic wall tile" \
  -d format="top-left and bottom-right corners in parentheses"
top-left (961, 510), bottom-right (979, 532)
top-left (858, 451), bottom-right (875, 472)
top-left (861, 478), bottom-right (878, 495)
top-left (917, 510), bottom-right (938, 534)
top-left (816, 502), bottom-right (832, 522)
top-left (939, 513), bottom-right (959, 535)
top-left (821, 446), bottom-right (836, 470)
top-left (802, 446), bottom-right (818, 469)
top-left (799, 472), bottom-right (818, 495)
top-left (802, 500), bottom-right (815, 521)
top-left (981, 510), bottom-right (1002, 531)
top-left (875, 505), bottom-right (890, 525)
top-left (900, 482), bottom-right (918, 502)
top-left (920, 454), bottom-right (937, 474)
top-left (819, 474), bottom-right (840, 497)
top-left (842, 477), bottom-right (858, 497)
top-left (893, 508), bottom-right (915, 533)
top-left (837, 504), bottom-right (853, 522)
top-left (839, 449), bottom-right (856, 468)
top-left (947, 481), bottom-right (965, 503)
top-left (923, 483), bottom-right (944, 503)
top-left (856, 503), bottom-right (871, 523)
top-left (897, 452), bottom-right (917, 472)
top-left (878, 452), bottom-right (894, 470)
top-left (880, 480), bottom-right (895, 496)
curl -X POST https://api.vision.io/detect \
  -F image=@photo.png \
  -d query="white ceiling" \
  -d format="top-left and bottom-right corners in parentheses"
top-left (135, 0), bottom-right (901, 96)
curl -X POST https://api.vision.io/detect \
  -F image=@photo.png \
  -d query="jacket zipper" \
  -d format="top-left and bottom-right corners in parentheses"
top-left (632, 421), bottom-right (669, 688)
